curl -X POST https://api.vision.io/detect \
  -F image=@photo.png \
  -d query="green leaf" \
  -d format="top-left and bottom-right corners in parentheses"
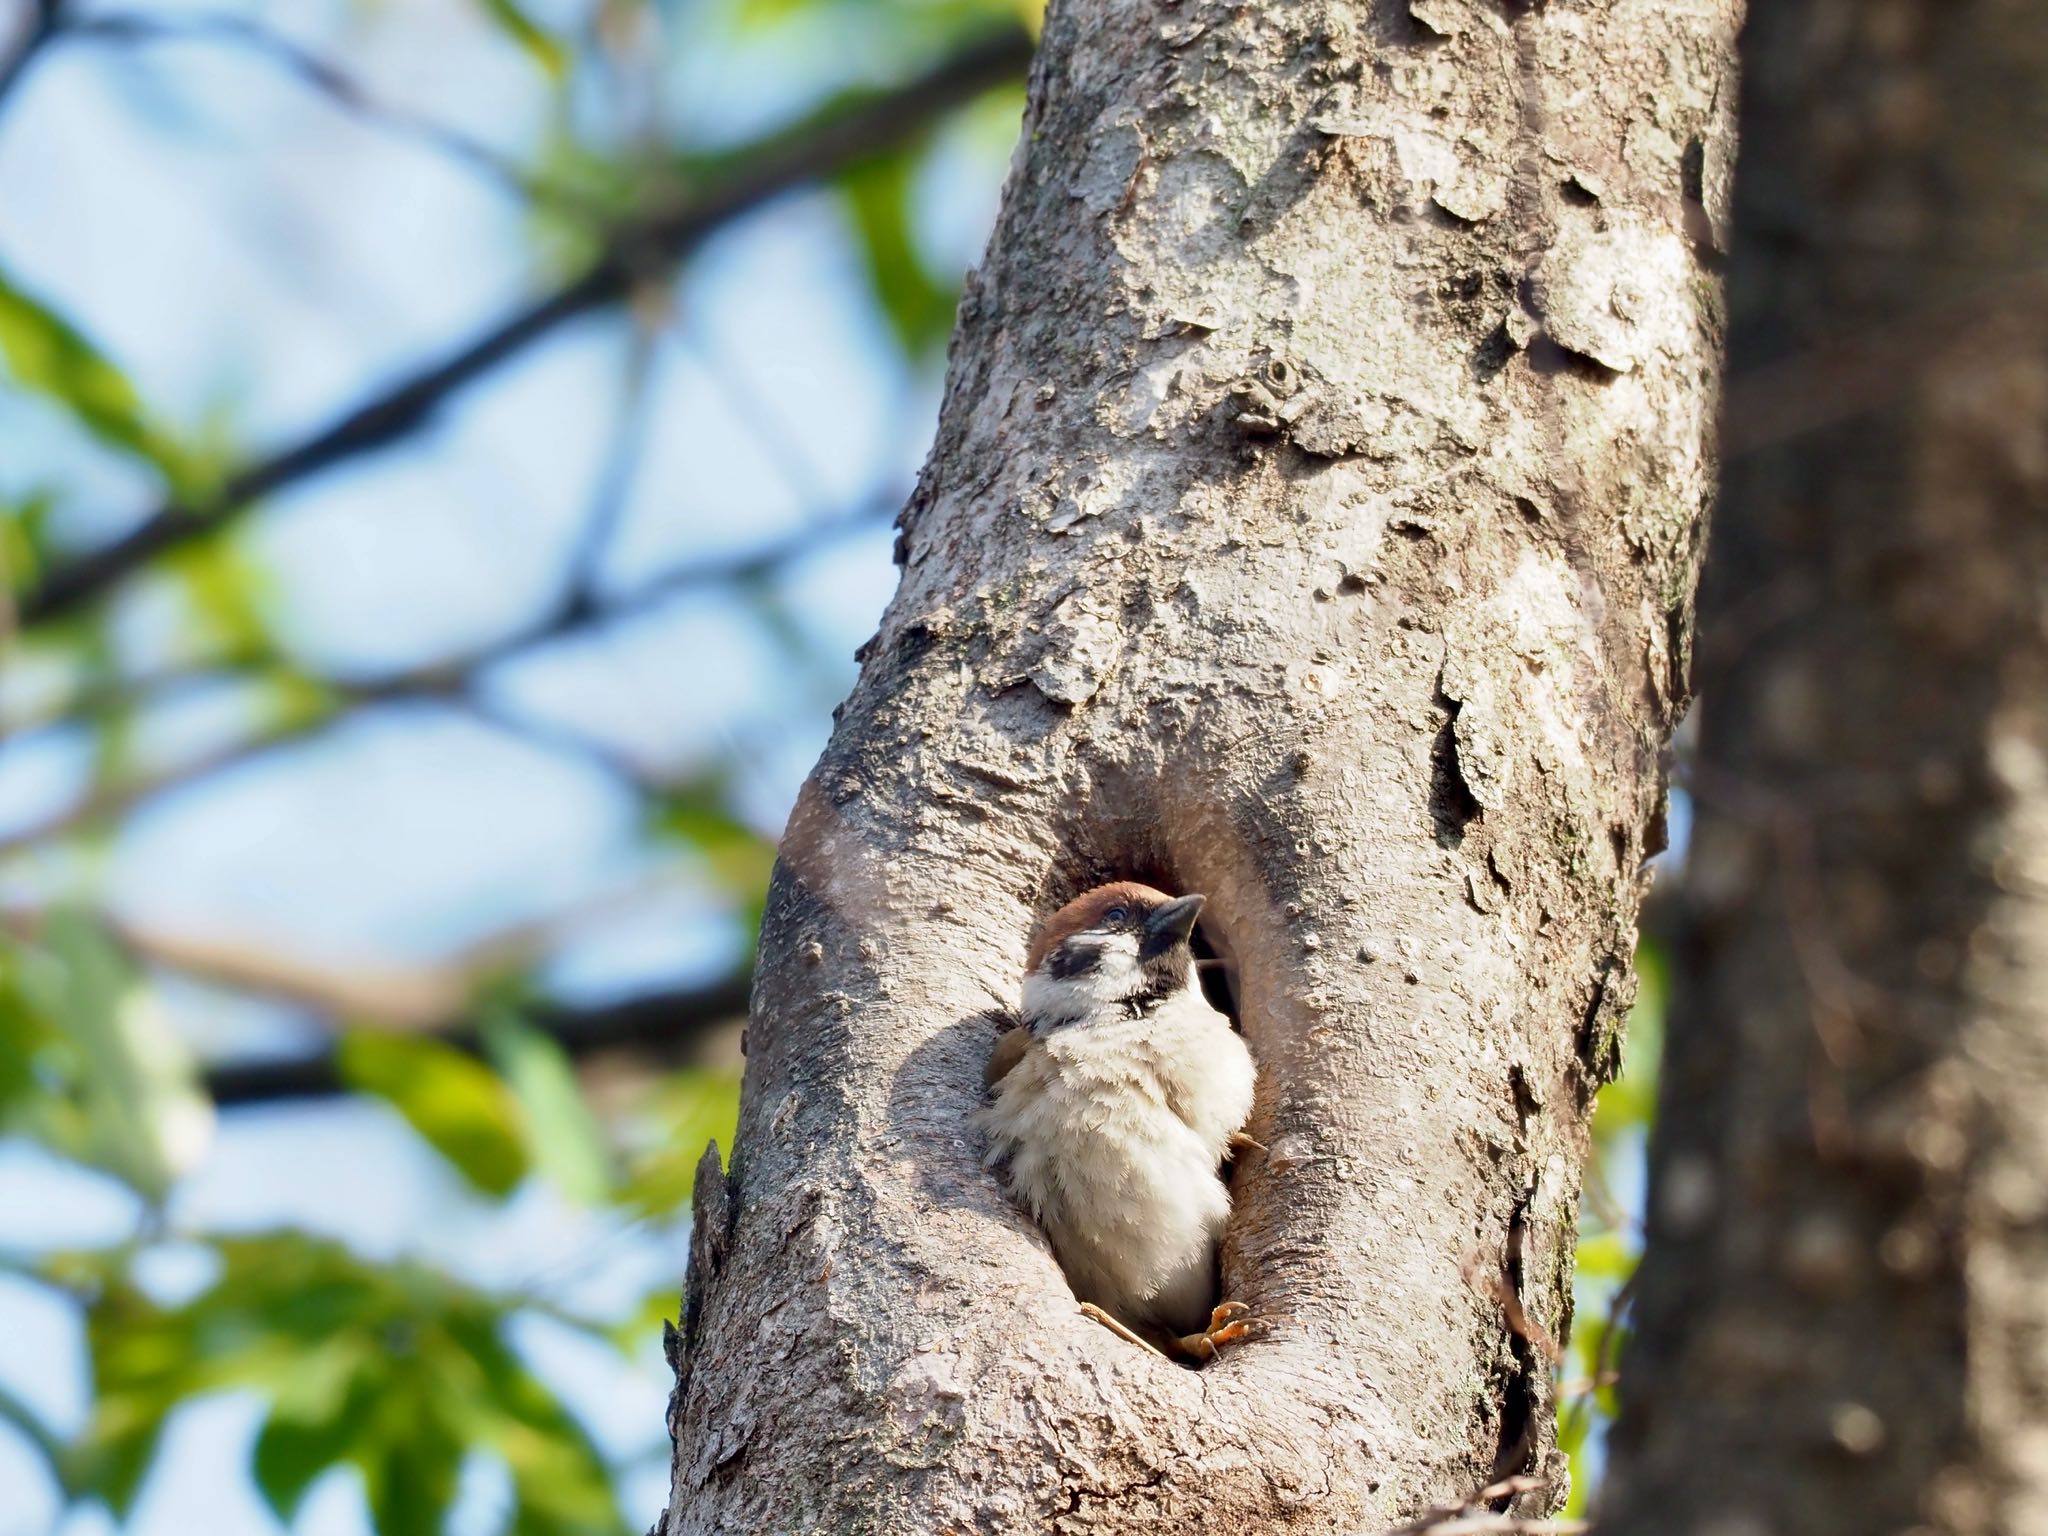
top-left (0, 260), bottom-right (199, 496)
top-left (162, 536), bottom-right (274, 658)
top-left (1573, 1230), bottom-right (1637, 1284)
top-left (730, 0), bottom-right (1027, 43)
top-left (474, 0), bottom-right (568, 78)
top-left (0, 945), bottom-right (58, 1123)
top-left (617, 1069), bottom-right (742, 1218)
top-left (605, 1287), bottom-right (681, 1355)
top-left (16, 912), bottom-right (210, 1199)
top-left (64, 1235), bottom-right (628, 1536)
top-left (840, 153), bottom-right (957, 357)
top-left (339, 1031), bottom-right (530, 1197)
top-left (254, 1409), bottom-right (353, 1521)
top-left (70, 1388), bottom-right (172, 1517)
top-left (263, 666), bottom-right (340, 733)
top-left (0, 1378), bottom-right (68, 1494)
top-left (0, 487), bottom-right (57, 595)
top-left (480, 1007), bottom-right (614, 1205)
top-left (650, 780), bottom-right (776, 938)
top-left (358, 1383), bottom-right (464, 1536)
top-left (435, 1313), bottom-right (624, 1536)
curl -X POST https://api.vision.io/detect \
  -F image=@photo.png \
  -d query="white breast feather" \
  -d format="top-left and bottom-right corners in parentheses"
top-left (977, 980), bottom-right (1255, 1335)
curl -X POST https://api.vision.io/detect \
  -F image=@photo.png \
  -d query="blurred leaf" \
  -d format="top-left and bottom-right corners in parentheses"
top-left (1573, 1230), bottom-right (1635, 1284)
top-left (731, 0), bottom-right (1027, 42)
top-left (0, 1378), bottom-right (67, 1494)
top-left (0, 942), bottom-right (99, 1173)
top-left (67, 1234), bottom-right (627, 1536)
top-left (525, 135), bottom-right (660, 278)
top-left (439, 1311), bottom-right (623, 1536)
top-left (264, 666), bottom-right (340, 734)
top-left (729, 0), bottom-right (808, 27)
top-left (651, 782), bottom-right (775, 934)
top-left (1561, 936), bottom-right (1664, 1515)
top-left (254, 1405), bottom-right (356, 1521)
top-left (81, 678), bottom-right (140, 795)
top-left (339, 1031), bottom-right (530, 1197)
top-left (617, 1068), bottom-right (742, 1218)
top-left (474, 0), bottom-right (569, 78)
top-left (358, 1385), bottom-right (463, 1536)
top-left (840, 152), bottom-right (957, 357)
top-left (12, 913), bottom-right (210, 1199)
top-left (0, 945), bottom-right (56, 1121)
top-left (162, 536), bottom-right (274, 659)
top-left (481, 1006), bottom-right (615, 1205)
top-left (0, 487), bottom-right (57, 595)
top-left (605, 1288), bottom-right (680, 1354)
top-left (0, 260), bottom-right (200, 497)
top-left (69, 1387), bottom-right (172, 1517)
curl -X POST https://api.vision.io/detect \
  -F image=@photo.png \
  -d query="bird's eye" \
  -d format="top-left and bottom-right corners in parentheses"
top-left (1103, 905), bottom-right (1130, 924)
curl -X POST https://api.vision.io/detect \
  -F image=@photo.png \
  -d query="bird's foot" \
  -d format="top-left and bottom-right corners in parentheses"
top-left (1175, 1300), bottom-right (1258, 1362)
top-left (1078, 1302), bottom-right (1168, 1358)
top-left (1227, 1131), bottom-right (1267, 1157)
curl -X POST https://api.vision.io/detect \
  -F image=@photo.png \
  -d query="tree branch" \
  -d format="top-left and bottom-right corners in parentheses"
top-left (202, 972), bottom-right (752, 1106)
top-left (0, 0), bottom-right (65, 120)
top-left (0, 499), bottom-right (891, 855)
top-left (66, 11), bottom-right (585, 211)
top-left (14, 26), bottom-right (1032, 629)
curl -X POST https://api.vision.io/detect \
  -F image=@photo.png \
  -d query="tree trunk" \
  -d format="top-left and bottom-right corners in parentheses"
top-left (1604, 5), bottom-right (2048, 1535)
top-left (662, 2), bottom-right (1735, 1530)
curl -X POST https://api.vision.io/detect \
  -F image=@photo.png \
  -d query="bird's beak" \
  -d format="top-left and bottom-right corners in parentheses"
top-left (1141, 893), bottom-right (1206, 957)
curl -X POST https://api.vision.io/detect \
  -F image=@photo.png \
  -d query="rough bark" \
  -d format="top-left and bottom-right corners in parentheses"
top-left (663, 1), bottom-right (1734, 1530)
top-left (1605, 5), bottom-right (2048, 1535)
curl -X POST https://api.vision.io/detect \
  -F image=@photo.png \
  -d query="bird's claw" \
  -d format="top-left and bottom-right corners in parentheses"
top-left (1176, 1300), bottom-right (1260, 1362)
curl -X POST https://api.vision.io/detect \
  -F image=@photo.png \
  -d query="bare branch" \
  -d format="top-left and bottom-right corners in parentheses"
top-left (202, 972), bottom-right (753, 1106)
top-left (0, 499), bottom-right (891, 855)
top-left (14, 26), bottom-right (1032, 629)
top-left (0, 0), bottom-right (65, 120)
top-left (559, 326), bottom-right (661, 622)
top-left (126, 924), bottom-right (473, 1028)
top-left (65, 11), bottom-right (588, 211)
top-left (108, 862), bottom-right (701, 1026)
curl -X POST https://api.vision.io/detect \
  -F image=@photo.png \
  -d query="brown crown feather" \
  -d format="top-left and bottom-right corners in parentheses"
top-left (1023, 881), bottom-right (1178, 973)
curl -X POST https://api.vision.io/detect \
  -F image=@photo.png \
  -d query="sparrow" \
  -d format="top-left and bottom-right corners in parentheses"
top-left (976, 882), bottom-right (1259, 1362)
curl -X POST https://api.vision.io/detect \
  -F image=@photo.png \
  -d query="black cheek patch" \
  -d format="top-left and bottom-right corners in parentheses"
top-left (1047, 941), bottom-right (1103, 981)
top-left (1132, 946), bottom-right (1190, 1010)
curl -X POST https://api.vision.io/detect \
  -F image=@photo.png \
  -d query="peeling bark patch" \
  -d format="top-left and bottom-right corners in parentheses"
top-left (1529, 218), bottom-right (1694, 374)
top-left (1430, 690), bottom-right (1484, 847)
top-left (1408, 0), bottom-right (1464, 38)
top-left (1439, 655), bottom-right (1513, 814)
top-left (1028, 597), bottom-right (1120, 705)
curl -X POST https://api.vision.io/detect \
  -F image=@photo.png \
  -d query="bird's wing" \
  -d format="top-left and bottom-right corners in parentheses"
top-left (984, 1024), bottom-right (1034, 1091)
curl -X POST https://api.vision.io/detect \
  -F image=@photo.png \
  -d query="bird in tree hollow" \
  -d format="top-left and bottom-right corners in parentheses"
top-left (976, 881), bottom-right (1260, 1362)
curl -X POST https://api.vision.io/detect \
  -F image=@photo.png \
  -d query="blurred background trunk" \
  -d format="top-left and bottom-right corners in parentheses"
top-left (1606, 4), bottom-right (2048, 1532)
top-left (662, 1), bottom-right (1736, 1530)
